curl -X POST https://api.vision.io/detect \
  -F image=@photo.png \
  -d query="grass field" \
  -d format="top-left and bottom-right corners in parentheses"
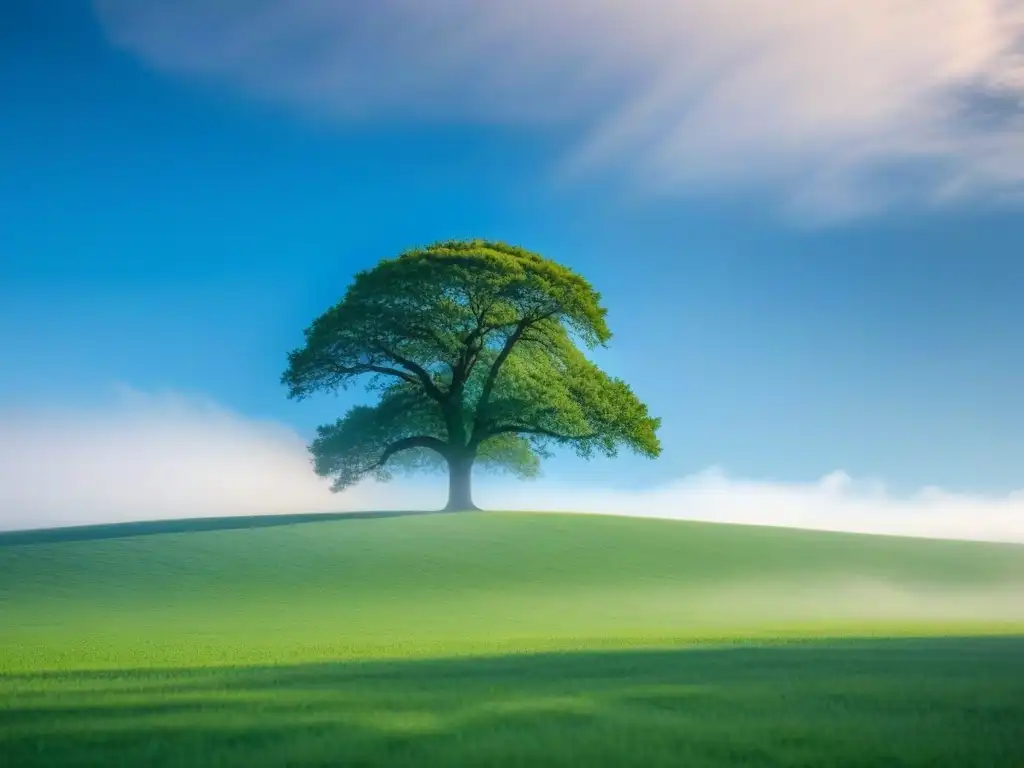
top-left (2, 511), bottom-right (1024, 766)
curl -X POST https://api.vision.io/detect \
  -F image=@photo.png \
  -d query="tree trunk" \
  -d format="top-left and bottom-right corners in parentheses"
top-left (445, 452), bottom-right (478, 511)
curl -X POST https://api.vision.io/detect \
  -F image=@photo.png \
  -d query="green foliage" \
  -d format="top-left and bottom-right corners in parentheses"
top-left (310, 385), bottom-right (447, 490)
top-left (283, 240), bottom-right (661, 495)
top-left (474, 433), bottom-right (542, 478)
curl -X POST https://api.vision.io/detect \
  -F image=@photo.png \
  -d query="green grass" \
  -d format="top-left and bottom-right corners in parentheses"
top-left (2, 511), bottom-right (1024, 766)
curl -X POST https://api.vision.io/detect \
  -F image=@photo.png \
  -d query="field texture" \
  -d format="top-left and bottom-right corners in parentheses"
top-left (2, 511), bottom-right (1023, 766)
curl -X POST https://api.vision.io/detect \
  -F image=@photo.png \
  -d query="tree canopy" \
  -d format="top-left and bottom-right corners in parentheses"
top-left (283, 239), bottom-right (661, 510)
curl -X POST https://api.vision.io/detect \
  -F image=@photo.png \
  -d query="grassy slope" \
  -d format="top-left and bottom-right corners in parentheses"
top-left (2, 512), bottom-right (1024, 766)
top-left (3, 639), bottom-right (1023, 767)
top-left (2, 511), bottom-right (1023, 671)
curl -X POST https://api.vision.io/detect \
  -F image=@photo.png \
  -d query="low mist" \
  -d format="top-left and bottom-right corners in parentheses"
top-left (2, 389), bottom-right (1024, 544)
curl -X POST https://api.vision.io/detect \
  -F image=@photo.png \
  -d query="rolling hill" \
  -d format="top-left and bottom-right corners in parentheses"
top-left (2, 511), bottom-right (1023, 766)
top-left (2, 510), bottom-right (1022, 671)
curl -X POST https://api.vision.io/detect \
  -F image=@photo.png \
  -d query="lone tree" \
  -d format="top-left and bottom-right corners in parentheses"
top-left (283, 239), bottom-right (661, 510)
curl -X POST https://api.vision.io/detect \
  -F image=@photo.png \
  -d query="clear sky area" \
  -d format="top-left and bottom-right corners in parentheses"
top-left (3, 1), bottom-right (1024, 540)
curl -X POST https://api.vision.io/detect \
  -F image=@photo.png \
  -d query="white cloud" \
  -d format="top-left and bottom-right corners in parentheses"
top-left (0, 389), bottom-right (438, 531)
top-left (2, 389), bottom-right (1023, 544)
top-left (93, 0), bottom-right (1024, 219)
top-left (495, 469), bottom-right (1024, 544)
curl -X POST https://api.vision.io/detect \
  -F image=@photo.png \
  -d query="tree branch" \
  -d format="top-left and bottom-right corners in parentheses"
top-left (470, 309), bottom-right (561, 440)
top-left (373, 435), bottom-right (450, 470)
top-left (407, 325), bottom-right (456, 355)
top-left (457, 317), bottom-right (520, 386)
top-left (474, 424), bottom-right (601, 445)
top-left (375, 346), bottom-right (446, 401)
top-left (318, 361), bottom-right (420, 386)
top-left (472, 322), bottom-right (528, 426)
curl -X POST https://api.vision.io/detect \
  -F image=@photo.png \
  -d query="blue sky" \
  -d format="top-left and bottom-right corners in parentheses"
top-left (3, 1), bottom-right (1024, 539)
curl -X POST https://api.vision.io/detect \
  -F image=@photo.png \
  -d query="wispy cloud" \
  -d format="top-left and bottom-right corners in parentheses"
top-left (2, 389), bottom-right (1023, 543)
top-left (93, 0), bottom-right (1024, 219)
top-left (500, 471), bottom-right (1024, 544)
top-left (0, 390), bottom-right (416, 531)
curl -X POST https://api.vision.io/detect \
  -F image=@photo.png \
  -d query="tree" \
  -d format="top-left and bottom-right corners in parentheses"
top-left (283, 239), bottom-right (661, 511)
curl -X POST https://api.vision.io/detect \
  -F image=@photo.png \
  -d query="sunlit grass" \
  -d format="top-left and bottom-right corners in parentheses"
top-left (2, 512), bottom-right (1023, 765)
top-left (3, 639), bottom-right (1023, 767)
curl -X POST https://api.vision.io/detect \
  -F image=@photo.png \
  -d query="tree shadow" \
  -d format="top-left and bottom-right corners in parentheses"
top-left (0, 509), bottom-right (463, 547)
top-left (2, 637), bottom-right (1023, 767)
